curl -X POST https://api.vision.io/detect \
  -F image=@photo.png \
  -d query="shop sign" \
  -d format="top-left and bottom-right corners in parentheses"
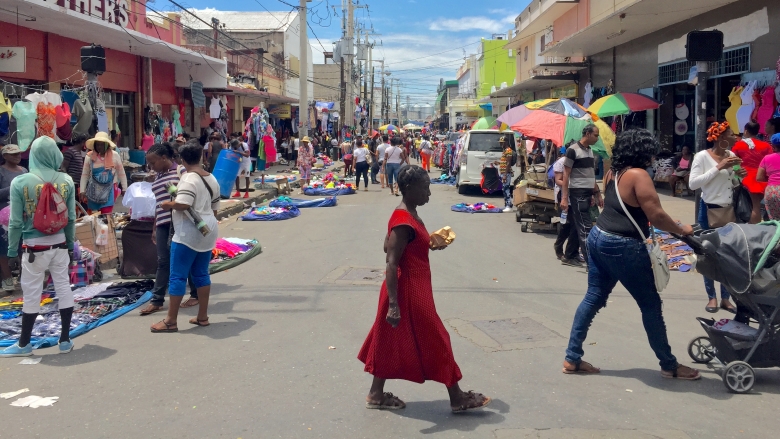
top-left (0, 47), bottom-right (25, 73)
top-left (39, 0), bottom-right (130, 28)
top-left (550, 83), bottom-right (578, 99)
top-left (268, 104), bottom-right (291, 118)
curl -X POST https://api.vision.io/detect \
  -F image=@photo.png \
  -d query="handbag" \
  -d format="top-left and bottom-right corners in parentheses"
top-left (732, 183), bottom-right (752, 224)
top-left (614, 174), bottom-right (670, 292)
top-left (85, 169), bottom-right (113, 204)
top-left (707, 205), bottom-right (736, 228)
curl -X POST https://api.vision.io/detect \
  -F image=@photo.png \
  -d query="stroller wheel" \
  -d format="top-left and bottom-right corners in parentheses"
top-left (723, 361), bottom-right (755, 394)
top-left (687, 336), bottom-right (715, 363)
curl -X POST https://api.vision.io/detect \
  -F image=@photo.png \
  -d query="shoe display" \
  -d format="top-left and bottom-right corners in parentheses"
top-left (0, 342), bottom-right (33, 357)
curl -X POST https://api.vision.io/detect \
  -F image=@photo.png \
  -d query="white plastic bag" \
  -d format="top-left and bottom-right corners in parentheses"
top-left (95, 220), bottom-right (109, 246)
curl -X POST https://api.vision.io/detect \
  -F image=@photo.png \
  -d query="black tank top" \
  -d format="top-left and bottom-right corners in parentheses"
top-left (596, 175), bottom-right (650, 240)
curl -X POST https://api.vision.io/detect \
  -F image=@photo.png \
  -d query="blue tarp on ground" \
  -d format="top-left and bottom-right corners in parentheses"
top-left (270, 196), bottom-right (337, 208)
top-left (240, 205), bottom-right (301, 221)
top-left (304, 187), bottom-right (355, 196)
top-left (451, 203), bottom-right (503, 213)
top-left (0, 291), bottom-right (152, 349)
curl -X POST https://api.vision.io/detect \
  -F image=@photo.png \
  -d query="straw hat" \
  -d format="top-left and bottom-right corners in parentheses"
top-left (302, 136), bottom-right (311, 143)
top-left (1, 144), bottom-right (21, 154)
top-left (86, 132), bottom-right (116, 150)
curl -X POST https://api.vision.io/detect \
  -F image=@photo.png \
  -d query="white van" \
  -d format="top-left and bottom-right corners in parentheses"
top-left (456, 130), bottom-right (518, 195)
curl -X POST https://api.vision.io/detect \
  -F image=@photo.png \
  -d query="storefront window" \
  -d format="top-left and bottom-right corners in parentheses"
top-left (100, 91), bottom-right (135, 149)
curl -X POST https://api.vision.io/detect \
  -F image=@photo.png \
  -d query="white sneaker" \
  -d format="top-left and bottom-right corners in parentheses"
top-left (2, 278), bottom-right (14, 292)
top-left (503, 207), bottom-right (513, 213)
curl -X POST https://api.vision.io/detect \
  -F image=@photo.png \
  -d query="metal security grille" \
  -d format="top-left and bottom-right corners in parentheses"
top-left (658, 45), bottom-right (750, 86)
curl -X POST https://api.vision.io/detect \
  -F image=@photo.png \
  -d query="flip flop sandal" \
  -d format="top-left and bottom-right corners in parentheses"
top-left (181, 299), bottom-right (199, 309)
top-left (661, 366), bottom-right (701, 380)
top-left (139, 306), bottom-right (163, 316)
top-left (150, 319), bottom-right (178, 333)
top-left (562, 360), bottom-right (600, 374)
top-left (189, 317), bottom-right (210, 327)
top-left (366, 392), bottom-right (405, 410)
top-left (451, 391), bottom-right (491, 413)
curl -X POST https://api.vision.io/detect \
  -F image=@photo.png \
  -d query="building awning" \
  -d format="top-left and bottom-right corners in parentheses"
top-left (490, 74), bottom-right (578, 98)
top-left (505, 0), bottom-right (579, 50)
top-left (435, 91), bottom-right (445, 107)
top-left (2, 0), bottom-right (227, 88)
top-left (541, 0), bottom-right (740, 58)
top-left (225, 85), bottom-right (297, 104)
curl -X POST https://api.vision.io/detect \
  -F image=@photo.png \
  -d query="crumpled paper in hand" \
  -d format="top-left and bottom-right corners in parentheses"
top-left (10, 395), bottom-right (59, 408)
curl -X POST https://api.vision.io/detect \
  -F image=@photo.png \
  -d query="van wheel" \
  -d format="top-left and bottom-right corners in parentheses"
top-left (458, 184), bottom-right (467, 195)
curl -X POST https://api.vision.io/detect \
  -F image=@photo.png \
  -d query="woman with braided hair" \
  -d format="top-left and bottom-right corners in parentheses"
top-left (358, 165), bottom-right (491, 413)
top-left (689, 121), bottom-right (745, 313)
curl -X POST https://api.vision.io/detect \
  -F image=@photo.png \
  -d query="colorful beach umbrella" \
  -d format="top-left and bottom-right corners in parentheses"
top-left (379, 124), bottom-right (400, 132)
top-left (587, 92), bottom-right (661, 117)
top-left (471, 116), bottom-right (497, 130)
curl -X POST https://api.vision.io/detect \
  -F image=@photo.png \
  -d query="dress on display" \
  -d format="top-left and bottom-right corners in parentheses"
top-left (724, 87), bottom-right (742, 133)
top-left (736, 81), bottom-right (757, 134)
top-left (757, 86), bottom-right (777, 135)
top-left (731, 138), bottom-right (771, 194)
top-left (358, 209), bottom-right (463, 387)
top-left (11, 101), bottom-right (36, 150)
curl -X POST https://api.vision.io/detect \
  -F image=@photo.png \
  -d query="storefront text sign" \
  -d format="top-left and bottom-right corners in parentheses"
top-left (268, 104), bottom-right (292, 119)
top-left (0, 47), bottom-right (26, 73)
top-left (38, 0), bottom-right (130, 28)
top-left (550, 84), bottom-right (578, 99)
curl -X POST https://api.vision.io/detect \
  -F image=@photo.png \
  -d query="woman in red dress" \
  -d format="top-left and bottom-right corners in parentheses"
top-left (358, 165), bottom-right (490, 412)
top-left (732, 121), bottom-right (772, 223)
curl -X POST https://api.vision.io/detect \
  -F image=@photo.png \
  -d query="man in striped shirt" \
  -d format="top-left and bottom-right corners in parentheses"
top-left (560, 124), bottom-right (603, 268)
top-left (139, 143), bottom-right (198, 315)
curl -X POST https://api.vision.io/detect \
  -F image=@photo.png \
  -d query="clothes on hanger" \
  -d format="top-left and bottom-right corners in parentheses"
top-left (724, 86), bottom-right (742, 132)
top-left (209, 97), bottom-right (221, 119)
top-left (25, 91), bottom-right (61, 139)
top-left (11, 101), bottom-right (36, 150)
top-left (736, 81), bottom-right (757, 134)
top-left (71, 98), bottom-right (94, 137)
top-left (757, 86), bottom-right (777, 135)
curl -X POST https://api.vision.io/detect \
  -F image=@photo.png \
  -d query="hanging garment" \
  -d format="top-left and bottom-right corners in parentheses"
top-left (724, 86), bottom-right (742, 132)
top-left (60, 90), bottom-right (79, 124)
top-left (191, 82), bottom-right (206, 108)
top-left (56, 118), bottom-right (73, 142)
top-left (750, 87), bottom-right (762, 123)
top-left (209, 98), bottom-right (221, 119)
top-left (0, 92), bottom-right (11, 117)
top-left (263, 135), bottom-right (276, 164)
top-left (757, 86), bottom-right (777, 135)
top-left (96, 109), bottom-right (109, 133)
top-left (26, 92), bottom-right (61, 139)
top-left (736, 81), bottom-right (757, 134)
top-left (178, 103), bottom-right (186, 127)
top-left (172, 108), bottom-right (183, 136)
top-left (140, 134), bottom-right (154, 151)
top-left (71, 98), bottom-right (94, 137)
top-left (11, 101), bottom-right (36, 151)
top-left (55, 102), bottom-right (71, 128)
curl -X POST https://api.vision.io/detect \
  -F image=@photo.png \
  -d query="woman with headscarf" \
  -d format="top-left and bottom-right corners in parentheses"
top-left (79, 131), bottom-right (127, 214)
top-left (0, 136), bottom-right (77, 357)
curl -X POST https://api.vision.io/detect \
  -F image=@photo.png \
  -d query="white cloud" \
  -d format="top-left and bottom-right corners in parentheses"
top-left (429, 16), bottom-right (512, 33)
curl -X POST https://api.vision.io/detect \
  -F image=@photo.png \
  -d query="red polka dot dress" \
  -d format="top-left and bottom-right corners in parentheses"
top-left (358, 209), bottom-right (463, 387)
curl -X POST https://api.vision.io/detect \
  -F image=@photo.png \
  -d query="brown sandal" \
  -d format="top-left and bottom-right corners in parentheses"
top-left (661, 365), bottom-right (701, 380)
top-left (181, 298), bottom-right (199, 308)
top-left (366, 392), bottom-right (406, 410)
top-left (139, 305), bottom-right (163, 316)
top-left (562, 360), bottom-right (601, 374)
top-left (451, 391), bottom-right (491, 413)
top-left (150, 319), bottom-right (178, 333)
top-left (189, 317), bottom-right (210, 327)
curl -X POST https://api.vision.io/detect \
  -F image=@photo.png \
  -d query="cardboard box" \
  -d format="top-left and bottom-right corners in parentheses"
top-left (525, 187), bottom-right (556, 203)
top-left (513, 186), bottom-right (528, 206)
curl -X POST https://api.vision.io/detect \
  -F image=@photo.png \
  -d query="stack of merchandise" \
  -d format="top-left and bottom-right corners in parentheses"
top-left (209, 238), bottom-right (263, 274)
top-left (652, 228), bottom-right (695, 272)
top-left (451, 202), bottom-right (503, 213)
top-left (0, 280), bottom-right (153, 349)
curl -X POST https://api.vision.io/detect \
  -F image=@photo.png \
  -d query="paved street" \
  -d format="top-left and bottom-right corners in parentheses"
top-left (1, 182), bottom-right (777, 439)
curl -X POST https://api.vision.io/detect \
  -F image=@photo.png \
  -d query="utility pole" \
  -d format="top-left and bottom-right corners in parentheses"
top-left (395, 80), bottom-right (400, 125)
top-left (379, 59), bottom-right (385, 126)
top-left (345, 1), bottom-right (355, 135)
top-left (339, 55), bottom-right (345, 141)
top-left (363, 32), bottom-right (369, 134)
top-left (299, 0), bottom-right (311, 137)
top-left (211, 17), bottom-right (220, 53)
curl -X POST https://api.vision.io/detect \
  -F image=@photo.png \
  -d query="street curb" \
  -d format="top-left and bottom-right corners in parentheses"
top-left (216, 163), bottom-right (345, 220)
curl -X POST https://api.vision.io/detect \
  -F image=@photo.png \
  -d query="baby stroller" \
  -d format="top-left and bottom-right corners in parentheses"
top-left (678, 221), bottom-right (780, 393)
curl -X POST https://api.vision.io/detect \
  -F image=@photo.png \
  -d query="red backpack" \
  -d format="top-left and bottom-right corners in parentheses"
top-left (33, 177), bottom-right (68, 235)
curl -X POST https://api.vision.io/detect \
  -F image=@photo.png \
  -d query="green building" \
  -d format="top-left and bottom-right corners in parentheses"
top-left (477, 38), bottom-right (516, 99)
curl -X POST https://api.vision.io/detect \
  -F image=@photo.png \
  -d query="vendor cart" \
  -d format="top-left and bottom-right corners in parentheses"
top-left (516, 200), bottom-right (559, 233)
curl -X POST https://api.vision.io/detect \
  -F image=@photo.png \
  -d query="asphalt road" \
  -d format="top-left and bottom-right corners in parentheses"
top-left (0, 178), bottom-right (777, 439)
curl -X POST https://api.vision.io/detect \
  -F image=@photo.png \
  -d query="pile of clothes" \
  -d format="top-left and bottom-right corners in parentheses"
top-left (0, 280), bottom-right (153, 348)
top-left (451, 202), bottom-right (503, 213)
top-left (240, 205), bottom-right (301, 221)
top-left (653, 228), bottom-right (695, 272)
top-left (209, 238), bottom-right (263, 274)
top-left (431, 174), bottom-right (456, 186)
top-left (269, 196), bottom-right (337, 208)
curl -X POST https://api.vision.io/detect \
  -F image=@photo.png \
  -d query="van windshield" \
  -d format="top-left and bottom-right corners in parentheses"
top-left (467, 133), bottom-right (516, 152)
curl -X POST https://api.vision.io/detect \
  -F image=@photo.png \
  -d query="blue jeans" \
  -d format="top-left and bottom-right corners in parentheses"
top-left (169, 242), bottom-right (212, 297)
top-left (385, 163), bottom-right (401, 189)
top-left (697, 199), bottom-right (731, 301)
top-left (151, 223), bottom-right (197, 306)
top-left (565, 227), bottom-right (678, 371)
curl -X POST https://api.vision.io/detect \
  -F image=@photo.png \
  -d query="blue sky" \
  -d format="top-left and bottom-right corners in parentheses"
top-left (165, 0), bottom-right (530, 104)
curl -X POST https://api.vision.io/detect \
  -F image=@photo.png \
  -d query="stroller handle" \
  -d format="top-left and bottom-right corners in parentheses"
top-left (669, 224), bottom-right (708, 255)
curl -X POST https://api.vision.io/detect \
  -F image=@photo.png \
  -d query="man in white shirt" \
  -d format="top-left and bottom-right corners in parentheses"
top-left (375, 135), bottom-right (390, 188)
top-left (293, 136), bottom-right (300, 163)
top-left (551, 146), bottom-right (578, 261)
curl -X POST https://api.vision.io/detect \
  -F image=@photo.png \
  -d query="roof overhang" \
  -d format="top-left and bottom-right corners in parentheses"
top-left (2, 0), bottom-right (227, 88)
top-left (208, 85), bottom-right (297, 104)
top-left (505, 0), bottom-right (578, 50)
top-left (490, 74), bottom-right (578, 98)
top-left (541, 0), bottom-right (740, 57)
